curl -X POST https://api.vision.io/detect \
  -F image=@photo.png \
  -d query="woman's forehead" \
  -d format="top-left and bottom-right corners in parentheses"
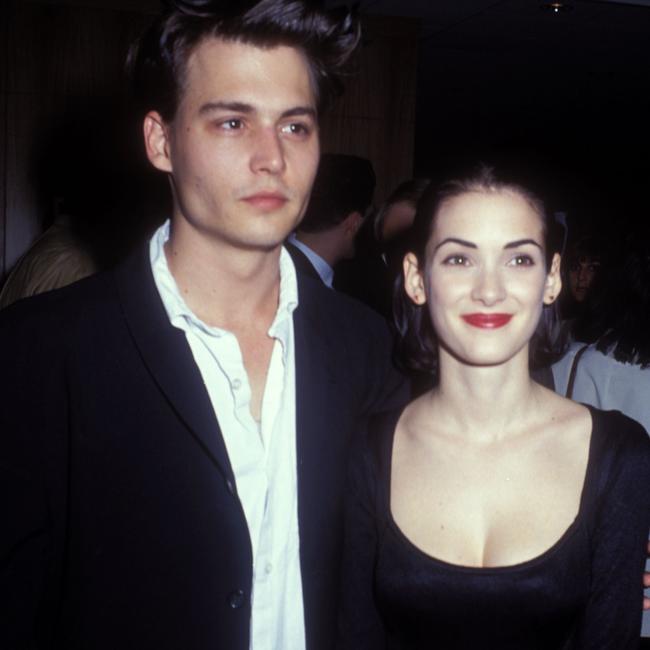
top-left (431, 189), bottom-right (544, 241)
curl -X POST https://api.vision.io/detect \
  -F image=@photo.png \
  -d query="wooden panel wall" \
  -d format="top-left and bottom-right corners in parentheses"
top-left (1, 1), bottom-right (418, 280)
top-left (1, 5), bottom-right (9, 278)
top-left (1, 0), bottom-right (153, 279)
top-left (321, 15), bottom-right (418, 206)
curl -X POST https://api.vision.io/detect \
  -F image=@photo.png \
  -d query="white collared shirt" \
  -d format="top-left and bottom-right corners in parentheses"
top-left (288, 234), bottom-right (334, 288)
top-left (150, 221), bottom-right (305, 650)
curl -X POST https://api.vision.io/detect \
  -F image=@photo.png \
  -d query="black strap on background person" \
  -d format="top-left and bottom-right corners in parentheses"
top-left (565, 344), bottom-right (590, 400)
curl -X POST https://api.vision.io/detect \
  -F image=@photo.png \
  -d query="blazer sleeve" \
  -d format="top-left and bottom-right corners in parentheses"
top-left (337, 436), bottom-right (387, 650)
top-left (356, 308), bottom-right (409, 418)
top-left (0, 298), bottom-right (69, 649)
top-left (571, 414), bottom-right (650, 648)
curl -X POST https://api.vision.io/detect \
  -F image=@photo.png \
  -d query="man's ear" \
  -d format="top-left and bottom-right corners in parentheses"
top-left (543, 252), bottom-right (562, 305)
top-left (342, 211), bottom-right (363, 238)
top-left (403, 252), bottom-right (426, 305)
top-left (143, 111), bottom-right (173, 173)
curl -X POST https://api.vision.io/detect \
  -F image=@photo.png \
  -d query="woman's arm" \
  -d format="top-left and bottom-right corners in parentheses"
top-left (572, 417), bottom-right (650, 648)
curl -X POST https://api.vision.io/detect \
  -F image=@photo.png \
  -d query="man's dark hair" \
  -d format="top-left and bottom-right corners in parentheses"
top-left (127, 0), bottom-right (360, 121)
top-left (298, 153), bottom-right (375, 233)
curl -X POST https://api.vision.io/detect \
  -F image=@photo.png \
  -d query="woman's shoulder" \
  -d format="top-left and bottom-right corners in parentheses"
top-left (588, 407), bottom-right (650, 456)
top-left (584, 407), bottom-right (650, 511)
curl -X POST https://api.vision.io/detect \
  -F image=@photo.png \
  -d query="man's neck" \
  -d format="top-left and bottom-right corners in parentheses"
top-left (165, 229), bottom-right (282, 331)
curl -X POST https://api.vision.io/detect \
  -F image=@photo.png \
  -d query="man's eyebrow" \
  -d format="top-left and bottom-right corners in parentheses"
top-left (198, 101), bottom-right (254, 115)
top-left (433, 237), bottom-right (477, 252)
top-left (197, 102), bottom-right (316, 120)
top-left (504, 239), bottom-right (543, 250)
top-left (281, 106), bottom-right (317, 120)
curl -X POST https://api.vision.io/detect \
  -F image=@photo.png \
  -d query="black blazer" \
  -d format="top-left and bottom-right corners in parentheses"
top-left (285, 241), bottom-right (324, 284)
top-left (0, 247), bottom-right (407, 650)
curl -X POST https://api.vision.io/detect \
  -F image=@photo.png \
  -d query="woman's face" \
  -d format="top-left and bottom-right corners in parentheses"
top-left (404, 188), bottom-right (561, 368)
top-left (568, 255), bottom-right (601, 303)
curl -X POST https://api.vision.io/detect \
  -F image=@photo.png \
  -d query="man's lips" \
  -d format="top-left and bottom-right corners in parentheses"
top-left (241, 192), bottom-right (288, 211)
top-left (461, 313), bottom-right (513, 329)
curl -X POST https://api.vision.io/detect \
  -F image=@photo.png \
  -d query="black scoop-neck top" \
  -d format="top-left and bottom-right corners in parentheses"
top-left (337, 407), bottom-right (650, 650)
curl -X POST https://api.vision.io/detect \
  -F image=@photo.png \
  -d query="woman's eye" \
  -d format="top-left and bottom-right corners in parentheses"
top-left (508, 254), bottom-right (535, 267)
top-left (442, 254), bottom-right (470, 266)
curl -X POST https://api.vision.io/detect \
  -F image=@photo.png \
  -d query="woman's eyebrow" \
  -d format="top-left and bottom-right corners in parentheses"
top-left (504, 239), bottom-right (543, 250)
top-left (433, 237), bottom-right (477, 252)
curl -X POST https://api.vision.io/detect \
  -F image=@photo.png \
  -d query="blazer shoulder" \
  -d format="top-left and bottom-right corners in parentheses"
top-left (298, 272), bottom-right (390, 329)
top-left (0, 268), bottom-right (118, 351)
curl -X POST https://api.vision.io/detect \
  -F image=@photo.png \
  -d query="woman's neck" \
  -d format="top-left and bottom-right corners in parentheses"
top-left (427, 348), bottom-right (543, 442)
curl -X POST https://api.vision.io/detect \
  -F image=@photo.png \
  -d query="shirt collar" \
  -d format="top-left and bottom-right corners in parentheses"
top-left (150, 220), bottom-right (299, 359)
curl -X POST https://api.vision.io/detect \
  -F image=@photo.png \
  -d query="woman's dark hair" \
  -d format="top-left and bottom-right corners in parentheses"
top-left (559, 233), bottom-right (606, 322)
top-left (127, 0), bottom-right (360, 122)
top-left (575, 231), bottom-right (650, 367)
top-left (373, 178), bottom-right (430, 242)
top-left (393, 161), bottom-right (565, 378)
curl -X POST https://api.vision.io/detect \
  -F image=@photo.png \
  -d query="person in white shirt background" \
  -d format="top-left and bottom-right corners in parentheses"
top-left (553, 228), bottom-right (650, 637)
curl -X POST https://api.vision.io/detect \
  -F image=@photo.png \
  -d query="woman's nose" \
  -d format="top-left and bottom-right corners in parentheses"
top-left (470, 266), bottom-right (506, 306)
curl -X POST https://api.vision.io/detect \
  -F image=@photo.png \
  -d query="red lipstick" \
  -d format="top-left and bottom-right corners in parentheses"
top-left (461, 313), bottom-right (513, 329)
top-left (241, 191), bottom-right (288, 212)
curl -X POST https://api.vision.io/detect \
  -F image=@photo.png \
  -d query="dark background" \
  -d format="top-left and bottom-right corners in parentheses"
top-left (2, 0), bottom-right (649, 279)
top-left (344, 0), bottom-right (650, 228)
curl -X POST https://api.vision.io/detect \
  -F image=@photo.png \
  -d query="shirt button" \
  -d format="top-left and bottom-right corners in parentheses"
top-left (231, 378), bottom-right (242, 390)
top-left (265, 562), bottom-right (273, 575)
top-left (228, 589), bottom-right (246, 609)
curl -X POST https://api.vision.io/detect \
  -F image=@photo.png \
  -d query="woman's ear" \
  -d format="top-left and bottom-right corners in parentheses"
top-left (543, 252), bottom-right (562, 305)
top-left (403, 252), bottom-right (427, 305)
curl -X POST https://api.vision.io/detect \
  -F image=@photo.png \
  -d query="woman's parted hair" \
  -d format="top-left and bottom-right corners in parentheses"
top-left (393, 162), bottom-right (565, 378)
top-left (127, 0), bottom-right (361, 121)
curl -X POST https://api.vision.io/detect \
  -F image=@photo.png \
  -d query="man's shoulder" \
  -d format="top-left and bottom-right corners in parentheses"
top-left (0, 270), bottom-right (112, 327)
top-left (0, 244), bottom-right (154, 328)
top-left (297, 271), bottom-right (390, 333)
top-left (285, 241), bottom-right (321, 282)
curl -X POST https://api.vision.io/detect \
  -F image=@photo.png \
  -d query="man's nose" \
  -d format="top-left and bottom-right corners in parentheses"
top-left (250, 128), bottom-right (286, 175)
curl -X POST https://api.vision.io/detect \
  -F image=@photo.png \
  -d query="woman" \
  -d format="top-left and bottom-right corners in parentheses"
top-left (338, 163), bottom-right (650, 649)
top-left (553, 231), bottom-right (650, 638)
top-left (553, 231), bottom-right (650, 430)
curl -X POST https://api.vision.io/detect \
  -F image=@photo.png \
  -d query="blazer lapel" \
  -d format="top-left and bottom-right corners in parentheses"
top-left (293, 274), bottom-right (340, 544)
top-left (114, 247), bottom-right (235, 483)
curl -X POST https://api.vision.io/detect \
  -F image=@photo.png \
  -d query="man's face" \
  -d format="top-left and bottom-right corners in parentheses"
top-left (146, 37), bottom-right (320, 253)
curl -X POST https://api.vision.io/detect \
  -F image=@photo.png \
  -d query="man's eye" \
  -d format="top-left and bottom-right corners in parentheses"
top-left (508, 254), bottom-right (535, 267)
top-left (442, 254), bottom-right (469, 266)
top-left (219, 119), bottom-right (243, 130)
top-left (281, 122), bottom-right (311, 137)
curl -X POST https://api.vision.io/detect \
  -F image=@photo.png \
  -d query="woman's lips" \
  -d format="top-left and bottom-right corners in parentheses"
top-left (461, 313), bottom-right (513, 329)
top-left (241, 192), bottom-right (288, 211)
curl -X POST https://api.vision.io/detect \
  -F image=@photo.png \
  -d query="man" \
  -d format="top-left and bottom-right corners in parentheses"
top-left (286, 153), bottom-right (375, 288)
top-left (0, 2), bottom-right (406, 649)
